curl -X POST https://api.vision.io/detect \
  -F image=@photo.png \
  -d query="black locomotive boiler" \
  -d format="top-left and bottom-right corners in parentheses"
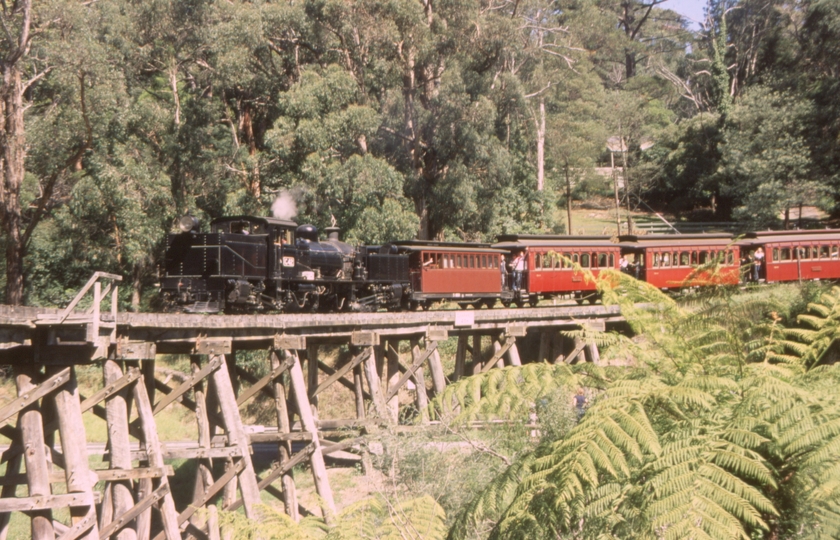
top-left (160, 215), bottom-right (412, 313)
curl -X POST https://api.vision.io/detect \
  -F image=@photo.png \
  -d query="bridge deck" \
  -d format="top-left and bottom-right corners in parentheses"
top-left (0, 304), bottom-right (625, 362)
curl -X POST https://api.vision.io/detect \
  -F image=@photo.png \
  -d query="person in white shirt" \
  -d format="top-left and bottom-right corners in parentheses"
top-left (512, 252), bottom-right (525, 291)
top-left (753, 247), bottom-right (764, 282)
top-left (619, 255), bottom-right (629, 273)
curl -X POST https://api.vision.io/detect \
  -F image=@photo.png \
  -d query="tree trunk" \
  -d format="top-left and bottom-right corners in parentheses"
top-left (132, 263), bottom-right (143, 312)
top-left (0, 64), bottom-right (26, 305)
top-left (536, 97), bottom-right (545, 191)
top-left (565, 163), bottom-right (573, 234)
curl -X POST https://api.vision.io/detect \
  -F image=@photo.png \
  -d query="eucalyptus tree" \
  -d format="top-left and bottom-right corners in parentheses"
top-left (719, 85), bottom-right (821, 228)
top-left (0, 0), bottom-right (68, 304)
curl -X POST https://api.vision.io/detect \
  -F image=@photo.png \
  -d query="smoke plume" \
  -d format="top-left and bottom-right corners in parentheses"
top-left (271, 190), bottom-right (298, 220)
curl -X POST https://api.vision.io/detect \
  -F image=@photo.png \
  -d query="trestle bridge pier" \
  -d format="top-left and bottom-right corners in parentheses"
top-left (0, 273), bottom-right (625, 540)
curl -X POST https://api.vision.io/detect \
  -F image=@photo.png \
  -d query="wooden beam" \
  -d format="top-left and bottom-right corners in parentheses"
top-left (480, 339), bottom-right (514, 373)
top-left (0, 367), bottom-right (70, 425)
top-left (427, 346), bottom-right (446, 395)
top-left (80, 367), bottom-right (141, 413)
top-left (15, 366), bottom-right (54, 540)
top-left (454, 335), bottom-right (467, 382)
top-left (255, 444), bottom-right (315, 493)
top-left (317, 361), bottom-right (371, 400)
top-left (151, 460), bottom-right (244, 540)
top-left (101, 359), bottom-right (135, 540)
top-left (209, 355), bottom-right (262, 518)
top-left (410, 341), bottom-right (429, 423)
top-left (385, 342), bottom-right (438, 402)
top-left (566, 338), bottom-right (586, 364)
top-left (98, 483), bottom-right (170, 540)
top-left (131, 367), bottom-right (181, 540)
top-left (56, 506), bottom-right (97, 540)
top-left (313, 348), bottom-right (370, 398)
top-left (471, 334), bottom-right (482, 374)
top-left (153, 355), bottom-right (223, 414)
top-left (235, 356), bottom-right (293, 406)
top-left (270, 349), bottom-right (298, 521)
top-left (288, 352), bottom-right (336, 522)
top-left (189, 356), bottom-right (214, 534)
top-left (0, 492), bottom-right (97, 513)
top-left (52, 367), bottom-right (99, 540)
top-left (362, 347), bottom-right (390, 422)
top-left (385, 341), bottom-right (401, 418)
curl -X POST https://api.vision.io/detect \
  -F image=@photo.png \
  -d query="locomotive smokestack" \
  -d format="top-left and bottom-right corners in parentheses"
top-left (325, 227), bottom-right (340, 241)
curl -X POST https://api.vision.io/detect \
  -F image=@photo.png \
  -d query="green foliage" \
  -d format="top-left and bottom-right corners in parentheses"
top-left (326, 494), bottom-right (447, 540)
top-left (211, 495), bottom-right (446, 540)
top-left (443, 273), bottom-right (840, 539)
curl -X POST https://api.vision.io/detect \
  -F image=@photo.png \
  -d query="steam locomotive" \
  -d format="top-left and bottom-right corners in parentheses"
top-left (161, 214), bottom-right (840, 313)
top-left (161, 215), bottom-right (412, 313)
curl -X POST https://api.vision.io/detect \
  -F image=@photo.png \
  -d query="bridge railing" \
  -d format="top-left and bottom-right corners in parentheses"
top-left (40, 271), bottom-right (123, 343)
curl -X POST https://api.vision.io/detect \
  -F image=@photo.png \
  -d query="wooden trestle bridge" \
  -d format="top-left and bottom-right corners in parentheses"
top-left (0, 273), bottom-right (625, 540)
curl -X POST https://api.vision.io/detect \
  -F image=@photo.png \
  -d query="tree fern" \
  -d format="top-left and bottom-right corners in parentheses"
top-left (326, 495), bottom-right (447, 540)
top-left (446, 270), bottom-right (840, 539)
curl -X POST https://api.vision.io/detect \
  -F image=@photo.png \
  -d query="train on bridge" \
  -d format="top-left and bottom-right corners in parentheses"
top-left (160, 215), bottom-right (840, 313)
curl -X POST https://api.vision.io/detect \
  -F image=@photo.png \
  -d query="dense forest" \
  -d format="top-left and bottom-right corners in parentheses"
top-left (0, 0), bottom-right (837, 309)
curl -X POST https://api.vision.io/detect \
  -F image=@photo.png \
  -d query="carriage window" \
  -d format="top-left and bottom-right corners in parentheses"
top-left (534, 253), bottom-right (541, 269)
top-left (609, 253), bottom-right (615, 267)
top-left (833, 246), bottom-right (839, 259)
top-left (662, 252), bottom-right (671, 267)
top-left (781, 248), bottom-right (791, 260)
top-left (699, 251), bottom-right (707, 264)
top-left (680, 252), bottom-right (690, 266)
top-left (813, 245), bottom-right (820, 259)
top-left (599, 253), bottom-right (608, 267)
top-left (652, 253), bottom-right (660, 267)
top-left (455, 254), bottom-right (461, 268)
top-left (822, 245), bottom-right (830, 259)
top-left (449, 254), bottom-right (455, 268)
top-left (573, 253), bottom-right (579, 265)
top-left (727, 250), bottom-right (734, 265)
top-left (580, 253), bottom-right (590, 267)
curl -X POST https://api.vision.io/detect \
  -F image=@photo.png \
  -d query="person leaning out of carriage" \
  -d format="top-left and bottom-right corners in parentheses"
top-left (512, 252), bottom-right (525, 291)
top-left (752, 247), bottom-right (764, 282)
top-left (500, 254), bottom-right (508, 289)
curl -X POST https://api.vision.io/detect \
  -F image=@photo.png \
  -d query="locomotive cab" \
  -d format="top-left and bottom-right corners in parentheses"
top-left (161, 215), bottom-right (297, 312)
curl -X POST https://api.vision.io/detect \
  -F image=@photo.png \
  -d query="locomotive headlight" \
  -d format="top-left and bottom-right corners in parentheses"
top-left (178, 216), bottom-right (199, 233)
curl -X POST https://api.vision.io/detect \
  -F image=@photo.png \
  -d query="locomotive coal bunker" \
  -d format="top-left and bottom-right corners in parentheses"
top-left (160, 215), bottom-right (412, 313)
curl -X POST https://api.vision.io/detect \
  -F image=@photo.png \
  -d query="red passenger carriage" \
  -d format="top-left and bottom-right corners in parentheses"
top-left (618, 234), bottom-right (741, 289)
top-left (740, 230), bottom-right (840, 283)
top-left (493, 235), bottom-right (620, 304)
top-left (395, 241), bottom-right (510, 308)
